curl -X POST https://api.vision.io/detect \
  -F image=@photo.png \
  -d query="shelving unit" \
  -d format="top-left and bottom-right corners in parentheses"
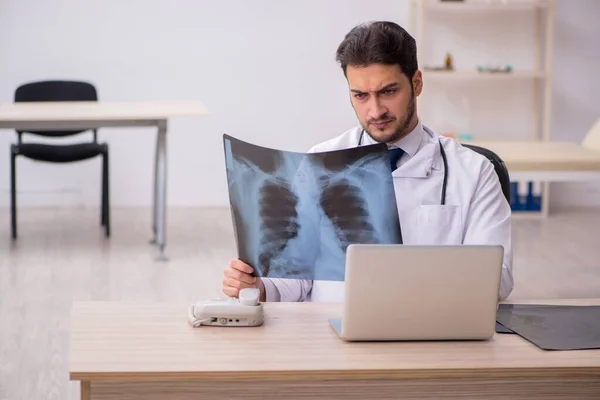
top-left (415, 0), bottom-right (550, 12)
top-left (422, 69), bottom-right (546, 81)
top-left (409, 0), bottom-right (555, 217)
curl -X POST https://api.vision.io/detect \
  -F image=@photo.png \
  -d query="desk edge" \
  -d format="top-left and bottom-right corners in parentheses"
top-left (69, 366), bottom-right (600, 383)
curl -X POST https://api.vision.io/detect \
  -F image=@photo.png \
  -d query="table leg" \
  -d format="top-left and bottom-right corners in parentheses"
top-left (155, 120), bottom-right (168, 261)
top-left (81, 381), bottom-right (90, 400)
top-left (150, 126), bottom-right (160, 245)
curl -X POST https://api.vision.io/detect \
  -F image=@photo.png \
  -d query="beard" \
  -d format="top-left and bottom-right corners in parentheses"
top-left (362, 90), bottom-right (416, 144)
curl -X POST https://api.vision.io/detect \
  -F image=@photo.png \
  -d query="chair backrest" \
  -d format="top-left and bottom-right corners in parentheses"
top-left (14, 80), bottom-right (97, 138)
top-left (462, 144), bottom-right (511, 204)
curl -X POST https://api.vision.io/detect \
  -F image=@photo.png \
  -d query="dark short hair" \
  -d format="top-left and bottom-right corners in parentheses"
top-left (335, 21), bottom-right (418, 80)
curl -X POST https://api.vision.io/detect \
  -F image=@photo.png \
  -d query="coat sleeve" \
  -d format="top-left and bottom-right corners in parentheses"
top-left (463, 160), bottom-right (514, 301)
top-left (262, 277), bottom-right (313, 302)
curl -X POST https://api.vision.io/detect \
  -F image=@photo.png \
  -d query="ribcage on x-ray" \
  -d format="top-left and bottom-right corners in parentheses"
top-left (257, 180), bottom-right (300, 276)
top-left (225, 134), bottom-right (401, 282)
top-left (319, 178), bottom-right (377, 251)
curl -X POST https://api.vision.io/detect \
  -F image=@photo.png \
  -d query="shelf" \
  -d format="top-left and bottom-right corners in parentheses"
top-left (422, 69), bottom-right (546, 81)
top-left (415, 0), bottom-right (549, 12)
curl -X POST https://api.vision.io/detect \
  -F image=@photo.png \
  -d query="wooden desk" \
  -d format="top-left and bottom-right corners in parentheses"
top-left (69, 299), bottom-right (600, 400)
top-left (0, 101), bottom-right (208, 260)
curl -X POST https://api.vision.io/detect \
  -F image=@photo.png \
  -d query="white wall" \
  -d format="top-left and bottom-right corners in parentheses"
top-left (0, 0), bottom-right (598, 209)
top-left (547, 0), bottom-right (600, 209)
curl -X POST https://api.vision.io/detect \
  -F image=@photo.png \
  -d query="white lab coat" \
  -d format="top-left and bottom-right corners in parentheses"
top-left (261, 121), bottom-right (513, 302)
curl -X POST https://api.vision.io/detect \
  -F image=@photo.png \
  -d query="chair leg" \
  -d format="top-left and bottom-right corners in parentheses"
top-left (102, 149), bottom-right (110, 237)
top-left (10, 147), bottom-right (17, 239)
top-left (101, 157), bottom-right (106, 227)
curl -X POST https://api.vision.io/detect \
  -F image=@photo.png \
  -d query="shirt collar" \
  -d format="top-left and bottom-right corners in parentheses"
top-left (362, 119), bottom-right (424, 157)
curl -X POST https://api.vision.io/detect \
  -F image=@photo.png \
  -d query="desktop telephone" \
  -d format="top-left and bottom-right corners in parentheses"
top-left (187, 288), bottom-right (264, 327)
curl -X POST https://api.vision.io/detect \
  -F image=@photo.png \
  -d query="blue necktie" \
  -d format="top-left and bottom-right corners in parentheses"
top-left (389, 148), bottom-right (405, 172)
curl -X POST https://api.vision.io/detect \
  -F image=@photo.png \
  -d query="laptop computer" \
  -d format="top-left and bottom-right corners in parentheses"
top-left (329, 244), bottom-right (503, 341)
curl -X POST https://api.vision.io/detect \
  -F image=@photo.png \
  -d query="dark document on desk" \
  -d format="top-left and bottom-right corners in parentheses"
top-left (223, 134), bottom-right (402, 281)
top-left (496, 304), bottom-right (600, 350)
top-left (495, 322), bottom-right (513, 334)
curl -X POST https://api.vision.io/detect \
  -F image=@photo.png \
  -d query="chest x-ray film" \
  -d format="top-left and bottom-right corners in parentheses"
top-left (496, 304), bottom-right (600, 350)
top-left (223, 134), bottom-right (402, 281)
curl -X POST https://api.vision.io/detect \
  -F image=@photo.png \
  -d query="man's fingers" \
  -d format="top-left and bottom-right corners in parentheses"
top-left (223, 276), bottom-right (256, 290)
top-left (225, 267), bottom-right (256, 285)
top-left (230, 259), bottom-right (254, 274)
top-left (223, 259), bottom-right (258, 299)
top-left (222, 285), bottom-right (239, 298)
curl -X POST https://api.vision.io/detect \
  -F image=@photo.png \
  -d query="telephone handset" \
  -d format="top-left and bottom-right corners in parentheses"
top-left (187, 288), bottom-right (264, 328)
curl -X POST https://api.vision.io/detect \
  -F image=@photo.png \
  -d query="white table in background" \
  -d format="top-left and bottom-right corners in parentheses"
top-left (0, 101), bottom-right (208, 260)
top-left (467, 140), bottom-right (600, 182)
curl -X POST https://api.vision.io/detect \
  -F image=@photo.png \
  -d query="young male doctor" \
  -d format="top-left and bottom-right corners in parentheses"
top-left (222, 21), bottom-right (514, 302)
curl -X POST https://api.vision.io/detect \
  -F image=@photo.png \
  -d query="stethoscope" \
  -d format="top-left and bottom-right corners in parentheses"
top-left (359, 129), bottom-right (449, 205)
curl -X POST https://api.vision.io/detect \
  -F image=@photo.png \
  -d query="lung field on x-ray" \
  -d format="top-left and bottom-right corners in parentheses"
top-left (319, 178), bottom-right (377, 252)
top-left (312, 148), bottom-right (384, 253)
top-left (224, 136), bottom-right (302, 277)
top-left (257, 180), bottom-right (300, 276)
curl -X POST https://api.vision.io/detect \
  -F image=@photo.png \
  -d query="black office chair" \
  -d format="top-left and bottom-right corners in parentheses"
top-left (462, 144), bottom-right (511, 204)
top-left (11, 80), bottom-right (110, 238)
